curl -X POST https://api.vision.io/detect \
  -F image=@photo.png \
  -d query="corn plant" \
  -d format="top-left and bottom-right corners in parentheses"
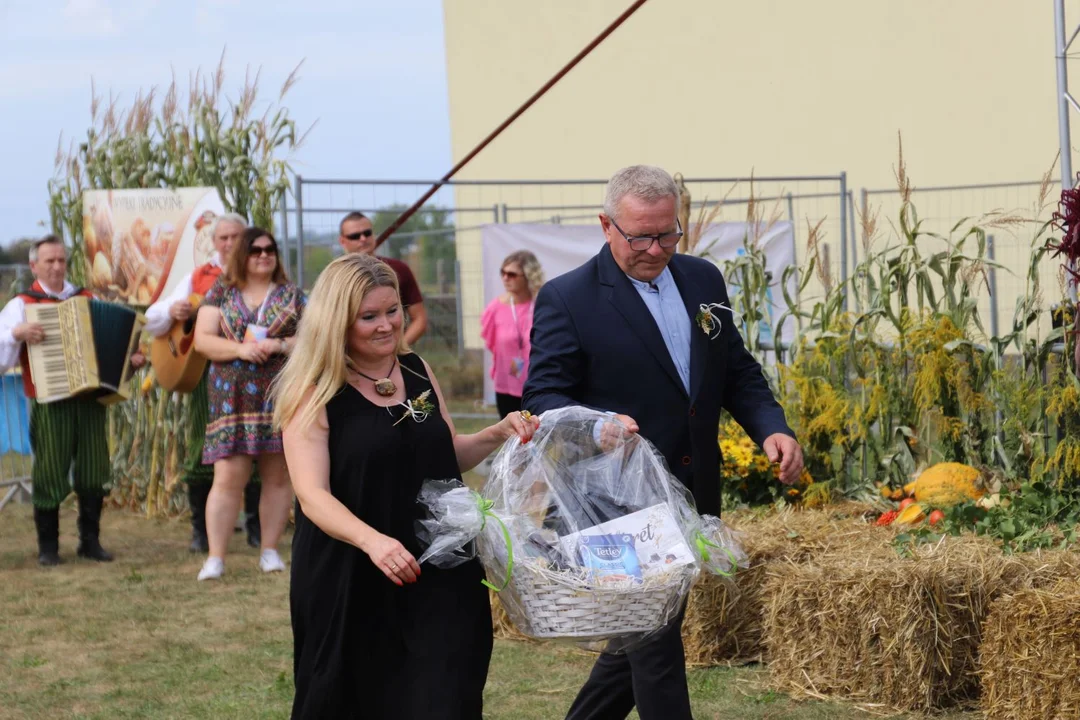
top-left (48, 54), bottom-right (309, 515)
top-left (714, 148), bottom-right (1079, 511)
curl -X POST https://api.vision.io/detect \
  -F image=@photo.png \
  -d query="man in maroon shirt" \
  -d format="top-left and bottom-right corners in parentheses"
top-left (338, 211), bottom-right (428, 344)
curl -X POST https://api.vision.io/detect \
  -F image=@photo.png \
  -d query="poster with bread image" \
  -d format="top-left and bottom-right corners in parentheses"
top-left (82, 188), bottom-right (226, 306)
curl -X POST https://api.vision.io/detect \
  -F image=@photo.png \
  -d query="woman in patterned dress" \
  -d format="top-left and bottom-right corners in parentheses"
top-left (193, 227), bottom-right (306, 581)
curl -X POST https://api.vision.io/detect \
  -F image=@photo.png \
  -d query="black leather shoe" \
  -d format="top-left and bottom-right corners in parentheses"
top-left (76, 494), bottom-right (114, 562)
top-left (244, 481), bottom-right (261, 549)
top-left (190, 529), bottom-right (210, 554)
top-left (38, 550), bottom-right (63, 566)
top-left (33, 506), bottom-right (63, 567)
top-left (187, 483), bottom-right (211, 553)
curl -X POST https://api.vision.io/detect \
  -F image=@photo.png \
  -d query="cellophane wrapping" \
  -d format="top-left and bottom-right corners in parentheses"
top-left (416, 406), bottom-right (748, 653)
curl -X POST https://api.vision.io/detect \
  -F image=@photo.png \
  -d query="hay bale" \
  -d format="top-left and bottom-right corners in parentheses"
top-left (682, 503), bottom-right (883, 666)
top-left (980, 579), bottom-right (1080, 720)
top-left (490, 501), bottom-right (888, 661)
top-left (764, 538), bottom-right (1080, 713)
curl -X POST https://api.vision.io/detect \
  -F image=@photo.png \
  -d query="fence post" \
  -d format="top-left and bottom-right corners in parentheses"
top-left (839, 172), bottom-right (848, 311)
top-left (279, 192), bottom-right (290, 276)
top-left (295, 174), bottom-right (305, 289)
top-left (987, 234), bottom-right (999, 338)
top-left (848, 190), bottom-right (860, 312)
top-left (493, 204), bottom-right (500, 223)
top-left (455, 259), bottom-right (465, 361)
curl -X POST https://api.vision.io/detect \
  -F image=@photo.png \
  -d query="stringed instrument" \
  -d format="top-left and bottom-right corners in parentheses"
top-left (149, 294), bottom-right (208, 393)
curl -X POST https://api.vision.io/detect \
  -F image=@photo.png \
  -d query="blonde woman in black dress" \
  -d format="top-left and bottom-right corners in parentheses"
top-left (273, 253), bottom-right (538, 719)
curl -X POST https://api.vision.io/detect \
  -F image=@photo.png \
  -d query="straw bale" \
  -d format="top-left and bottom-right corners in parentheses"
top-left (682, 502), bottom-right (885, 666)
top-left (980, 578), bottom-right (1080, 720)
top-left (488, 501), bottom-right (892, 662)
top-left (764, 537), bottom-right (1080, 713)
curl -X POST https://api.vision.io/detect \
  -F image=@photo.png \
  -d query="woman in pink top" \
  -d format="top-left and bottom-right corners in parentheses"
top-left (481, 250), bottom-right (545, 418)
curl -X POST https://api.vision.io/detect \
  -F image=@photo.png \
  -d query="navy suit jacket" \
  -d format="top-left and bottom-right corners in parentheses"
top-left (521, 244), bottom-right (794, 516)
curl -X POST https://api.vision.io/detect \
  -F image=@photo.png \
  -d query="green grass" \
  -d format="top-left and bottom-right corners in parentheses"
top-left (0, 505), bottom-right (980, 720)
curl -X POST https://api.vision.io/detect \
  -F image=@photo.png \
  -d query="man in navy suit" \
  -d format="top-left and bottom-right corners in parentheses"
top-left (522, 165), bottom-right (803, 720)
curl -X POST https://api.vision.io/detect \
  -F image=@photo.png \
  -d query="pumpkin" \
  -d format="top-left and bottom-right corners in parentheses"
top-left (894, 502), bottom-right (926, 526)
top-left (913, 462), bottom-right (984, 507)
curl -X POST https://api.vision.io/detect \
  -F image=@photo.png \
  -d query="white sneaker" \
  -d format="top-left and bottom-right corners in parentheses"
top-left (198, 556), bottom-right (225, 581)
top-left (259, 548), bottom-right (286, 573)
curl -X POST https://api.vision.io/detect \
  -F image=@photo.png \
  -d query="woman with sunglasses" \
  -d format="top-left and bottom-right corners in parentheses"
top-left (193, 227), bottom-right (306, 581)
top-left (480, 250), bottom-right (545, 417)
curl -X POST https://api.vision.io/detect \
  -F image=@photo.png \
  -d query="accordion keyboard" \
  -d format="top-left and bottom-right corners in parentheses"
top-left (25, 299), bottom-right (97, 402)
top-left (25, 304), bottom-right (73, 400)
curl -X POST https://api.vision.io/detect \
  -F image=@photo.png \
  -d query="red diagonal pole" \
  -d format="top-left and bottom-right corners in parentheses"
top-left (375, 0), bottom-right (651, 247)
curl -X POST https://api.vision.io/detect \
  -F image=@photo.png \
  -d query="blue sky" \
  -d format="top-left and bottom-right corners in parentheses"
top-left (0, 0), bottom-right (452, 244)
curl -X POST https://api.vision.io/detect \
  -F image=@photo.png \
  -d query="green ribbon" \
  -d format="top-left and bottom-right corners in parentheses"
top-left (694, 531), bottom-right (739, 578)
top-left (476, 495), bottom-right (514, 592)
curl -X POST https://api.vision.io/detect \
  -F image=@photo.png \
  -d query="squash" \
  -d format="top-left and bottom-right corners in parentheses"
top-left (913, 462), bottom-right (984, 507)
top-left (894, 502), bottom-right (926, 526)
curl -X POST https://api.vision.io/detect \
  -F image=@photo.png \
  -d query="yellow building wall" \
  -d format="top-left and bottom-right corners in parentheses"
top-left (442, 0), bottom-right (1060, 348)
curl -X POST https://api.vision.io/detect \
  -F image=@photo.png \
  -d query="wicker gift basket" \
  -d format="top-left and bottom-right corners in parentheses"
top-left (417, 406), bottom-right (746, 653)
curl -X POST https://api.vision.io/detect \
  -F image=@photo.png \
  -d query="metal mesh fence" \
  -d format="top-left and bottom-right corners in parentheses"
top-left (859, 180), bottom-right (1060, 339)
top-left (285, 176), bottom-right (850, 358)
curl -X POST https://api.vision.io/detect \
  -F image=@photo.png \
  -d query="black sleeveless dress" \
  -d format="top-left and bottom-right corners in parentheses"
top-left (290, 353), bottom-right (493, 719)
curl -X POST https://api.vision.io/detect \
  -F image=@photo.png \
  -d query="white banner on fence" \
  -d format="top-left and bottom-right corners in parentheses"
top-left (479, 222), bottom-right (796, 406)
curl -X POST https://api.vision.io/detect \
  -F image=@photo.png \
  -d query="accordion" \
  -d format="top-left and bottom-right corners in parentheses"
top-left (24, 296), bottom-right (146, 405)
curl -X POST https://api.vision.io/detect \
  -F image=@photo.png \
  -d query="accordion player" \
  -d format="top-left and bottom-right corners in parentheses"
top-left (24, 296), bottom-right (146, 405)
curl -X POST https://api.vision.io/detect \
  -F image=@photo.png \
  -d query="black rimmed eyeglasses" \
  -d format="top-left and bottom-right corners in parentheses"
top-left (608, 217), bottom-right (683, 251)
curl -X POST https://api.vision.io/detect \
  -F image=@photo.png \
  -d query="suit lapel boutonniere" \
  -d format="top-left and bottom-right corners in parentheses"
top-left (695, 302), bottom-right (740, 340)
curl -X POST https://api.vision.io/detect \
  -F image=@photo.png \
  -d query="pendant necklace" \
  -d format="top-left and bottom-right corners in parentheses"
top-left (349, 355), bottom-right (398, 397)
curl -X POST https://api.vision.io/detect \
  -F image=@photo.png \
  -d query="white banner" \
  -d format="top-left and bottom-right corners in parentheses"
top-left (479, 222), bottom-right (796, 405)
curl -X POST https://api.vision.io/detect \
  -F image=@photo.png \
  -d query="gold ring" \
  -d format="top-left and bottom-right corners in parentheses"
top-left (518, 410), bottom-right (532, 421)
top-left (389, 563), bottom-right (398, 570)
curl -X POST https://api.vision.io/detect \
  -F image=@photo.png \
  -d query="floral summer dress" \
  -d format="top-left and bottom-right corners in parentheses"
top-left (201, 280), bottom-right (305, 463)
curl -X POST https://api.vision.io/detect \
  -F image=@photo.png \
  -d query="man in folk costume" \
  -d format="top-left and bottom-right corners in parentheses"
top-left (145, 213), bottom-right (261, 553)
top-left (0, 236), bottom-right (145, 566)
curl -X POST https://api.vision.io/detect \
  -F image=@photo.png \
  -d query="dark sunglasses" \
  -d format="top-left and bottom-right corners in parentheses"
top-left (501, 269), bottom-right (521, 279)
top-left (344, 229), bottom-right (374, 240)
top-left (249, 245), bottom-right (277, 257)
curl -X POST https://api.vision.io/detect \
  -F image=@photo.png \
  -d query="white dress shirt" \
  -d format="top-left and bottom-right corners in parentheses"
top-left (592, 267), bottom-right (693, 445)
top-left (624, 267), bottom-right (692, 394)
top-left (0, 280), bottom-right (80, 374)
top-left (144, 252), bottom-right (224, 337)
